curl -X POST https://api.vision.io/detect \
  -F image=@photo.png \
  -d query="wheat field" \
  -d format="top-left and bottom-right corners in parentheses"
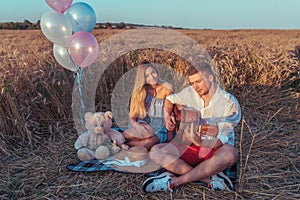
top-left (0, 29), bottom-right (299, 200)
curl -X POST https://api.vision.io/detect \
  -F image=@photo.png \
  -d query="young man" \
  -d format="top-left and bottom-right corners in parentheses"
top-left (142, 62), bottom-right (241, 192)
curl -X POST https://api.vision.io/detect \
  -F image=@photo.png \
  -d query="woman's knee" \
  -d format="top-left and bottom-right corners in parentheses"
top-left (123, 131), bottom-right (134, 140)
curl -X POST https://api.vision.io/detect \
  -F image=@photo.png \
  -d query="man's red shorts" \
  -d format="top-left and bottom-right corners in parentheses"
top-left (170, 142), bottom-right (217, 166)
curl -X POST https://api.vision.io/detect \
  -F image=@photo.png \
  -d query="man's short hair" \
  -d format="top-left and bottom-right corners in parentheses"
top-left (186, 62), bottom-right (214, 77)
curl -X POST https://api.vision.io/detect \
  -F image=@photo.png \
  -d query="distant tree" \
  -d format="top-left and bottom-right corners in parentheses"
top-left (126, 24), bottom-right (134, 29)
top-left (23, 19), bottom-right (32, 26)
top-left (99, 23), bottom-right (106, 29)
top-left (1, 22), bottom-right (15, 29)
top-left (94, 23), bottom-right (101, 29)
top-left (116, 22), bottom-right (126, 29)
top-left (16, 22), bottom-right (27, 30)
top-left (105, 22), bottom-right (111, 29)
top-left (33, 20), bottom-right (40, 29)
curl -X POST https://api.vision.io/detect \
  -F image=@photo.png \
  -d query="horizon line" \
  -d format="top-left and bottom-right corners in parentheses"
top-left (1, 20), bottom-right (300, 31)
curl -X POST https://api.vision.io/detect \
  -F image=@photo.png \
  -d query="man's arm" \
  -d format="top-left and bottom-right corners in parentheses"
top-left (216, 98), bottom-right (241, 145)
top-left (164, 99), bottom-right (176, 131)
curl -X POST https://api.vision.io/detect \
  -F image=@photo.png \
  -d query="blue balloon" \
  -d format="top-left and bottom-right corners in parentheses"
top-left (66, 2), bottom-right (96, 32)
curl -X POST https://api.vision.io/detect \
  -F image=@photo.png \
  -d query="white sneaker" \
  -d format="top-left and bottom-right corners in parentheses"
top-left (210, 172), bottom-right (233, 191)
top-left (142, 172), bottom-right (174, 193)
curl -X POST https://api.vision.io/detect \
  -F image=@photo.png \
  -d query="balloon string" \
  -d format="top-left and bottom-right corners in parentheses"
top-left (68, 48), bottom-right (86, 134)
top-left (75, 68), bottom-right (87, 134)
top-left (67, 50), bottom-right (87, 135)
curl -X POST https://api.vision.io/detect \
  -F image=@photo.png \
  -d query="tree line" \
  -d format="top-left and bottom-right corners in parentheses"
top-left (0, 20), bottom-right (184, 30)
top-left (0, 20), bottom-right (134, 30)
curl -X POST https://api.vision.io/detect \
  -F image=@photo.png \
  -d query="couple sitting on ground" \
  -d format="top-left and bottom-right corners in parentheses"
top-left (123, 60), bottom-right (241, 192)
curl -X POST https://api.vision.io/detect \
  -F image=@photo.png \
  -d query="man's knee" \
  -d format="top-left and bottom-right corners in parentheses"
top-left (218, 144), bottom-right (238, 166)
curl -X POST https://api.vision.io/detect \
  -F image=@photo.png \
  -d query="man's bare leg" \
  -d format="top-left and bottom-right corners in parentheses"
top-left (150, 143), bottom-right (192, 173)
top-left (150, 144), bottom-right (238, 186)
top-left (150, 143), bottom-right (210, 183)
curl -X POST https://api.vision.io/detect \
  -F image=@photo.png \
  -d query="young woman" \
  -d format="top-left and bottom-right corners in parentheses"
top-left (123, 61), bottom-right (173, 150)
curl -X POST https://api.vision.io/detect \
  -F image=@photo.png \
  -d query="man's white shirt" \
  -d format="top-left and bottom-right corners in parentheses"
top-left (166, 85), bottom-right (241, 146)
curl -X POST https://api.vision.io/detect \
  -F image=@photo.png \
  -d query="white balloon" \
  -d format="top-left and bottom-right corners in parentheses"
top-left (53, 44), bottom-right (78, 72)
top-left (41, 11), bottom-right (72, 47)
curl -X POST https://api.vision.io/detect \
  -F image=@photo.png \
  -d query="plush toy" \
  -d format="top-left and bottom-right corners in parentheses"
top-left (74, 111), bottom-right (128, 161)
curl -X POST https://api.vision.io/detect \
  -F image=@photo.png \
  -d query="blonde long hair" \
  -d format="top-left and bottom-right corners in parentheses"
top-left (129, 62), bottom-right (160, 119)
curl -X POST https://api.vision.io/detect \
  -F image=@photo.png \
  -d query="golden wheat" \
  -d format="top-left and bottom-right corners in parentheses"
top-left (0, 29), bottom-right (299, 200)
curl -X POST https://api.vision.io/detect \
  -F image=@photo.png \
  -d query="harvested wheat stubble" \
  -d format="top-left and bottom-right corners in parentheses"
top-left (0, 29), bottom-right (299, 200)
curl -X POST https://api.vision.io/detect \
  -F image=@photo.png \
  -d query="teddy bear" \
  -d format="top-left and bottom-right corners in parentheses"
top-left (74, 111), bottom-right (128, 161)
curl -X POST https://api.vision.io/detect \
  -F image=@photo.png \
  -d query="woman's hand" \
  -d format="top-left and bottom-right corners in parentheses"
top-left (124, 120), bottom-right (154, 140)
top-left (133, 123), bottom-right (154, 139)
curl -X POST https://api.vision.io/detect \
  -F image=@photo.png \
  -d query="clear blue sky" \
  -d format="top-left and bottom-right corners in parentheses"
top-left (1, 0), bottom-right (300, 29)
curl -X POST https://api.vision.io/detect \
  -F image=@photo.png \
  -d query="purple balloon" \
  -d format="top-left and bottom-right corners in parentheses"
top-left (45, 0), bottom-right (73, 13)
top-left (69, 31), bottom-right (99, 68)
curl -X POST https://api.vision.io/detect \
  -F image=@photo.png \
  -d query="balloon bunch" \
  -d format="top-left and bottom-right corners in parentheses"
top-left (41, 0), bottom-right (99, 133)
top-left (41, 0), bottom-right (98, 70)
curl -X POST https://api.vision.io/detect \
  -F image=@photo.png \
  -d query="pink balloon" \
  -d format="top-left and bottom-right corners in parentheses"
top-left (45, 0), bottom-right (73, 13)
top-left (69, 31), bottom-right (99, 68)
